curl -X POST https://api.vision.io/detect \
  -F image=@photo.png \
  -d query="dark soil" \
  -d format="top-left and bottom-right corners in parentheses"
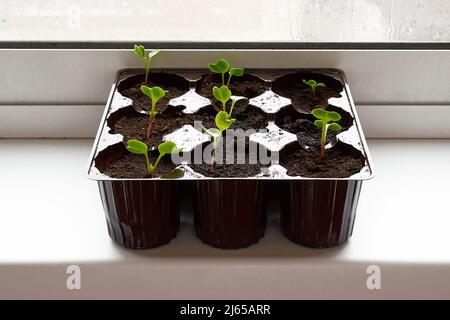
top-left (281, 143), bottom-right (366, 178)
top-left (101, 153), bottom-right (177, 179)
top-left (182, 108), bottom-right (216, 132)
top-left (278, 118), bottom-right (336, 148)
top-left (97, 70), bottom-right (367, 179)
top-left (110, 113), bottom-right (182, 147)
top-left (210, 102), bottom-right (268, 131)
top-left (272, 73), bottom-right (343, 112)
top-left (275, 105), bottom-right (353, 148)
top-left (109, 104), bottom-right (267, 147)
top-left (118, 73), bottom-right (189, 113)
top-left (189, 139), bottom-right (265, 178)
top-left (281, 86), bottom-right (339, 112)
top-left (109, 107), bottom-right (215, 147)
top-left (197, 73), bottom-right (267, 99)
top-left (234, 105), bottom-right (268, 131)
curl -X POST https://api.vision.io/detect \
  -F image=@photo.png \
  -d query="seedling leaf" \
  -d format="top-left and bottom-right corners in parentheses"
top-left (303, 79), bottom-right (326, 94)
top-left (327, 111), bottom-right (342, 122)
top-left (140, 85), bottom-right (166, 104)
top-left (208, 63), bottom-right (220, 73)
top-left (140, 85), bottom-right (168, 137)
top-left (216, 59), bottom-right (230, 72)
top-left (314, 120), bottom-right (324, 128)
top-left (312, 108), bottom-right (327, 119)
top-left (312, 107), bottom-right (342, 157)
top-left (134, 44), bottom-right (145, 59)
top-left (148, 49), bottom-right (160, 60)
top-left (208, 59), bottom-right (230, 74)
top-left (229, 67), bottom-right (244, 77)
top-left (213, 85), bottom-right (231, 105)
top-left (303, 79), bottom-right (317, 87)
top-left (140, 85), bottom-right (152, 97)
top-left (126, 139), bottom-right (148, 155)
top-left (158, 141), bottom-right (180, 156)
top-left (133, 44), bottom-right (161, 84)
top-left (126, 139), bottom-right (180, 176)
top-left (215, 111), bottom-right (236, 132)
top-left (328, 123), bottom-right (342, 132)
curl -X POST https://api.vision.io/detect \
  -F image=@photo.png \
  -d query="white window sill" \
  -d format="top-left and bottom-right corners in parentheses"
top-left (0, 138), bottom-right (449, 299)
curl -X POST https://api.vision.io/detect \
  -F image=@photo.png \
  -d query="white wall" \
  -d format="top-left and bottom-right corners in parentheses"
top-left (0, 49), bottom-right (449, 104)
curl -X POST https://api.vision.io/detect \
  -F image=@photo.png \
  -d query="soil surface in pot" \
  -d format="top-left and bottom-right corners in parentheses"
top-left (272, 73), bottom-right (343, 113)
top-left (285, 87), bottom-right (339, 113)
top-left (95, 70), bottom-right (369, 180)
top-left (109, 107), bottom-right (216, 146)
top-left (189, 139), bottom-right (265, 178)
top-left (197, 73), bottom-right (267, 99)
top-left (101, 153), bottom-right (177, 179)
top-left (235, 106), bottom-right (268, 131)
top-left (279, 118), bottom-right (337, 148)
top-left (275, 105), bottom-right (353, 148)
top-left (281, 143), bottom-right (366, 178)
top-left (210, 103), bottom-right (268, 131)
top-left (109, 104), bottom-right (268, 147)
top-left (118, 73), bottom-right (189, 113)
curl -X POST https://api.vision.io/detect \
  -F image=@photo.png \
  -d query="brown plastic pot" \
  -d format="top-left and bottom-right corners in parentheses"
top-left (98, 180), bottom-right (180, 249)
top-left (192, 180), bottom-right (268, 249)
top-left (87, 68), bottom-right (374, 250)
top-left (280, 180), bottom-right (362, 248)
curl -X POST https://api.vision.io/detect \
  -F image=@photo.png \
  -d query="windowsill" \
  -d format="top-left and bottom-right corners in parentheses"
top-left (1, 139), bottom-right (449, 299)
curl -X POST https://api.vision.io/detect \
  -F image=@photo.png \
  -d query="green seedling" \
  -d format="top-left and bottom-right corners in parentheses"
top-left (126, 140), bottom-right (180, 177)
top-left (212, 85), bottom-right (241, 116)
top-left (208, 58), bottom-right (244, 87)
top-left (203, 111), bottom-right (236, 172)
top-left (204, 84), bottom-right (242, 172)
top-left (303, 79), bottom-right (326, 95)
top-left (213, 85), bottom-right (231, 112)
top-left (227, 67), bottom-right (244, 86)
top-left (134, 44), bottom-right (161, 84)
top-left (312, 108), bottom-right (342, 157)
top-left (140, 85), bottom-right (168, 139)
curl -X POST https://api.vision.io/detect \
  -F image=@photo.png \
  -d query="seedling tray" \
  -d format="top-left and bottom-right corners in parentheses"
top-left (87, 68), bottom-right (374, 249)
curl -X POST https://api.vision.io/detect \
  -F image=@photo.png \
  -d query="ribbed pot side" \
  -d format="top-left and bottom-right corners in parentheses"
top-left (98, 180), bottom-right (180, 249)
top-left (280, 180), bottom-right (362, 248)
top-left (193, 180), bottom-right (268, 249)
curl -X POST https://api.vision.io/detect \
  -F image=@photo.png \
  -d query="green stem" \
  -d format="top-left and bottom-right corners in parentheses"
top-left (144, 58), bottom-right (150, 84)
top-left (228, 100), bottom-right (236, 117)
top-left (221, 73), bottom-right (225, 86)
top-left (144, 153), bottom-right (152, 175)
top-left (311, 86), bottom-right (316, 95)
top-left (222, 101), bottom-right (226, 112)
top-left (152, 154), bottom-right (164, 175)
top-left (320, 122), bottom-right (327, 157)
top-left (226, 73), bottom-right (232, 87)
top-left (152, 101), bottom-right (156, 117)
